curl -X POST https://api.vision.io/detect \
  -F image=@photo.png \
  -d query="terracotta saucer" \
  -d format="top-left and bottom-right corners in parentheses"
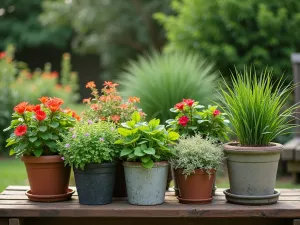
top-left (177, 196), bottom-right (213, 204)
top-left (25, 188), bottom-right (75, 202)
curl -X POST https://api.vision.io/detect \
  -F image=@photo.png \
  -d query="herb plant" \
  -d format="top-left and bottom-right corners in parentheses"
top-left (171, 134), bottom-right (224, 176)
top-left (58, 121), bottom-right (120, 170)
top-left (4, 97), bottom-right (79, 157)
top-left (115, 112), bottom-right (180, 168)
top-left (166, 99), bottom-right (230, 141)
top-left (218, 68), bottom-right (299, 146)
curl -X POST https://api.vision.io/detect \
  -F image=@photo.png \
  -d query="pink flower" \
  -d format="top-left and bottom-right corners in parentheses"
top-left (213, 110), bottom-right (221, 117)
top-left (178, 116), bottom-right (189, 127)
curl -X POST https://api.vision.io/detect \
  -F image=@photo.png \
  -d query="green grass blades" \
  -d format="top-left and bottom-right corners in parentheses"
top-left (118, 51), bottom-right (219, 123)
top-left (218, 67), bottom-right (299, 146)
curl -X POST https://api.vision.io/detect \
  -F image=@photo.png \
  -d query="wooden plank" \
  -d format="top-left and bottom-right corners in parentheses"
top-left (288, 162), bottom-right (300, 172)
top-left (295, 146), bottom-right (300, 161)
top-left (22, 217), bottom-right (293, 225)
top-left (282, 138), bottom-right (300, 160)
top-left (8, 219), bottom-right (23, 225)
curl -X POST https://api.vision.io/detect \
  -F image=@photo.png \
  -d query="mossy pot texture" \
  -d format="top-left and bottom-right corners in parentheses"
top-left (224, 142), bottom-right (283, 205)
top-left (74, 162), bottom-right (116, 205)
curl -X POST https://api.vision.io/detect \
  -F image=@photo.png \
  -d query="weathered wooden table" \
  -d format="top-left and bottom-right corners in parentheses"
top-left (0, 186), bottom-right (300, 225)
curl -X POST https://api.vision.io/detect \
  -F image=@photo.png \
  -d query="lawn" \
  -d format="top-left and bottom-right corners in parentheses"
top-left (1, 159), bottom-right (300, 192)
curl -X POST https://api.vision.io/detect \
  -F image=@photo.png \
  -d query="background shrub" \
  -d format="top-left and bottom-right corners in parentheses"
top-left (118, 51), bottom-right (218, 123)
top-left (155, 0), bottom-right (300, 83)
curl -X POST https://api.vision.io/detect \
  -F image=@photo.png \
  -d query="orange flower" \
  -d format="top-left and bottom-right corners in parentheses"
top-left (83, 97), bottom-right (91, 104)
top-left (72, 111), bottom-right (81, 121)
top-left (14, 102), bottom-right (28, 114)
top-left (86, 81), bottom-right (96, 89)
top-left (51, 71), bottom-right (59, 78)
top-left (103, 81), bottom-right (119, 87)
top-left (128, 96), bottom-right (140, 103)
top-left (113, 95), bottom-right (122, 101)
top-left (91, 104), bottom-right (99, 110)
top-left (120, 104), bottom-right (128, 109)
top-left (64, 85), bottom-right (72, 92)
top-left (99, 96), bottom-right (107, 102)
top-left (100, 116), bottom-right (106, 121)
top-left (25, 104), bottom-right (35, 112)
top-left (46, 97), bottom-right (64, 112)
top-left (39, 96), bottom-right (49, 104)
top-left (111, 115), bottom-right (121, 122)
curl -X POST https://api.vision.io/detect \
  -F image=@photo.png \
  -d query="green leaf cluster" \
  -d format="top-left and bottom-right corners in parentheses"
top-left (218, 67), bottom-right (299, 146)
top-left (57, 121), bottom-right (120, 170)
top-left (155, 0), bottom-right (300, 83)
top-left (116, 112), bottom-right (180, 168)
top-left (118, 51), bottom-right (219, 122)
top-left (171, 134), bottom-right (224, 177)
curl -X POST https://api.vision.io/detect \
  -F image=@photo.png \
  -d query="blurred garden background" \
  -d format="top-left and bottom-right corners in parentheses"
top-left (1, 0), bottom-right (300, 191)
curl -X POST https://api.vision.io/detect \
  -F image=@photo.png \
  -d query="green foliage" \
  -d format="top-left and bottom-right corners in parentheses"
top-left (0, 0), bottom-right (72, 50)
top-left (218, 67), bottom-right (299, 146)
top-left (115, 112), bottom-right (179, 168)
top-left (58, 121), bottom-right (120, 170)
top-left (4, 98), bottom-right (77, 157)
top-left (171, 134), bottom-right (224, 176)
top-left (155, 0), bottom-right (300, 82)
top-left (40, 0), bottom-right (171, 79)
top-left (118, 51), bottom-right (219, 123)
top-left (166, 100), bottom-right (230, 141)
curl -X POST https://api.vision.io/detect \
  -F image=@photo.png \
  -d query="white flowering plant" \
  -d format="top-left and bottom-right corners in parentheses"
top-left (171, 134), bottom-right (224, 176)
top-left (57, 120), bottom-right (121, 169)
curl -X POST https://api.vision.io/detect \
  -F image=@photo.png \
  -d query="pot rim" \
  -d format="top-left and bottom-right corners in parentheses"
top-left (73, 161), bottom-right (116, 171)
top-left (223, 142), bottom-right (283, 154)
top-left (21, 155), bottom-right (63, 163)
top-left (175, 168), bottom-right (216, 175)
top-left (123, 161), bottom-right (169, 168)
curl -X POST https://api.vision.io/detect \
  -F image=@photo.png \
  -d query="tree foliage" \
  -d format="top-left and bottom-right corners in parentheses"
top-left (155, 0), bottom-right (300, 82)
top-left (40, 0), bottom-right (171, 79)
top-left (0, 0), bottom-right (72, 50)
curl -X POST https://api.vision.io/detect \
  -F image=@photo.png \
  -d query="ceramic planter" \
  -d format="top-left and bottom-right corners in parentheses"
top-left (223, 142), bottom-right (283, 205)
top-left (22, 155), bottom-right (72, 202)
top-left (113, 160), bottom-right (127, 197)
top-left (74, 162), bottom-right (116, 205)
top-left (124, 161), bottom-right (169, 205)
top-left (175, 168), bottom-right (215, 204)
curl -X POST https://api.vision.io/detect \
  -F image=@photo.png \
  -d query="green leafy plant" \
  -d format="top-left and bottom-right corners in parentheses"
top-left (218, 67), bottom-right (299, 146)
top-left (171, 134), bottom-right (224, 176)
top-left (58, 121), bottom-right (120, 170)
top-left (155, 0), bottom-right (300, 83)
top-left (166, 99), bottom-right (230, 141)
top-left (119, 51), bottom-right (219, 122)
top-left (4, 97), bottom-right (79, 157)
top-left (115, 112), bottom-right (180, 168)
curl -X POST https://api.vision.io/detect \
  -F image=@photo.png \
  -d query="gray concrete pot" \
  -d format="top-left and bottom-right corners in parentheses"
top-left (224, 142), bottom-right (283, 204)
top-left (124, 161), bottom-right (169, 205)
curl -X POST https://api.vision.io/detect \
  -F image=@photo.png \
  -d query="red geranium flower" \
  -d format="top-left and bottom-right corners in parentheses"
top-left (111, 115), bottom-right (121, 122)
top-left (35, 110), bottom-right (47, 121)
top-left (213, 109), bottom-right (221, 117)
top-left (183, 99), bottom-right (195, 107)
top-left (178, 116), bottom-right (189, 127)
top-left (0, 52), bottom-right (6, 59)
top-left (46, 97), bottom-right (64, 112)
top-left (14, 125), bottom-right (27, 137)
top-left (32, 105), bottom-right (41, 112)
top-left (14, 102), bottom-right (28, 114)
top-left (175, 102), bottom-right (185, 110)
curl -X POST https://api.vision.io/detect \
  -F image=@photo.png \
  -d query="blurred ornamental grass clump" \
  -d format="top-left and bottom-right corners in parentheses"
top-left (0, 45), bottom-right (80, 153)
top-left (118, 51), bottom-right (219, 123)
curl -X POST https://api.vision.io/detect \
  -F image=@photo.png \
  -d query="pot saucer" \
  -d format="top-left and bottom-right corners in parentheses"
top-left (177, 196), bottom-right (213, 204)
top-left (223, 189), bottom-right (280, 205)
top-left (25, 188), bottom-right (75, 202)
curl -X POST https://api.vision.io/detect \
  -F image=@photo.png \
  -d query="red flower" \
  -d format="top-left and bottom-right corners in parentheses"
top-left (14, 125), bottom-right (27, 137)
top-left (35, 110), bottom-right (47, 121)
top-left (83, 97), bottom-right (91, 104)
top-left (175, 102), bottom-right (185, 110)
top-left (86, 81), bottom-right (96, 89)
top-left (0, 52), bottom-right (6, 59)
top-left (32, 105), bottom-right (41, 112)
top-left (39, 96), bottom-right (49, 104)
top-left (213, 109), bottom-right (221, 117)
top-left (178, 116), bottom-right (189, 127)
top-left (46, 97), bottom-right (64, 112)
top-left (14, 102), bottom-right (28, 114)
top-left (183, 99), bottom-right (195, 107)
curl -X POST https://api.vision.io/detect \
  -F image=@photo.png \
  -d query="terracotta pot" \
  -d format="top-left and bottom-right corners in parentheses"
top-left (113, 160), bottom-right (127, 197)
top-left (176, 168), bottom-right (215, 204)
top-left (22, 155), bottom-right (71, 195)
